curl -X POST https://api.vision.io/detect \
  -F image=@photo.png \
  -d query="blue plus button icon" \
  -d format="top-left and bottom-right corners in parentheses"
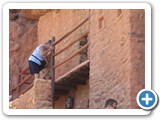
top-left (137, 89), bottom-right (158, 110)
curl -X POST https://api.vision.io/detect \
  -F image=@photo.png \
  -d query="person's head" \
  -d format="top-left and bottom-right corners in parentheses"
top-left (44, 40), bottom-right (52, 49)
top-left (105, 99), bottom-right (117, 109)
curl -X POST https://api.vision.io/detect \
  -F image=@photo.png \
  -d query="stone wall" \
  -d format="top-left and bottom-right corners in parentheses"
top-left (129, 10), bottom-right (145, 108)
top-left (89, 9), bottom-right (145, 109)
top-left (10, 79), bottom-right (52, 109)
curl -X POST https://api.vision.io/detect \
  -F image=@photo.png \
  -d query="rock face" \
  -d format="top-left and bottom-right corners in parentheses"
top-left (20, 9), bottom-right (53, 20)
top-left (9, 10), bottom-right (38, 96)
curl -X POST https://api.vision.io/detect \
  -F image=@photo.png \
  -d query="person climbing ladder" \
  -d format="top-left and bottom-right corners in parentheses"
top-left (28, 40), bottom-right (53, 81)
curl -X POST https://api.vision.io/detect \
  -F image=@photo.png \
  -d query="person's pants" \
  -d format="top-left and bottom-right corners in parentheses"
top-left (29, 60), bottom-right (46, 74)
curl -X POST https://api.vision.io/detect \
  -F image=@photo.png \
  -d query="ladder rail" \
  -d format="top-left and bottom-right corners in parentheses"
top-left (50, 37), bottom-right (55, 108)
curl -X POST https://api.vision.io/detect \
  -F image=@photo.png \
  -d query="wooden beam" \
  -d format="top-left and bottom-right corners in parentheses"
top-left (24, 81), bottom-right (33, 84)
top-left (53, 43), bottom-right (89, 69)
top-left (22, 72), bottom-right (30, 75)
top-left (18, 74), bottom-right (32, 87)
top-left (56, 60), bottom-right (89, 82)
top-left (16, 74), bottom-right (21, 98)
top-left (50, 36), bottom-right (55, 108)
top-left (19, 67), bottom-right (29, 76)
top-left (18, 83), bottom-right (33, 96)
top-left (53, 17), bottom-right (89, 46)
top-left (54, 31), bottom-right (89, 57)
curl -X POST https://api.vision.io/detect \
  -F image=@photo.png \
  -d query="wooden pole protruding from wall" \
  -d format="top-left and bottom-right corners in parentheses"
top-left (50, 36), bottom-right (55, 108)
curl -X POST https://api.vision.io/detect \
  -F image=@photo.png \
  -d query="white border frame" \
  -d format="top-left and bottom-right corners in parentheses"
top-left (3, 3), bottom-right (151, 115)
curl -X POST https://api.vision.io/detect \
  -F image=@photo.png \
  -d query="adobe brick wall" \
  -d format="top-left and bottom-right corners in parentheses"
top-left (38, 10), bottom-right (89, 79)
top-left (129, 10), bottom-right (145, 108)
top-left (89, 9), bottom-right (144, 109)
top-left (89, 9), bottom-right (131, 109)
